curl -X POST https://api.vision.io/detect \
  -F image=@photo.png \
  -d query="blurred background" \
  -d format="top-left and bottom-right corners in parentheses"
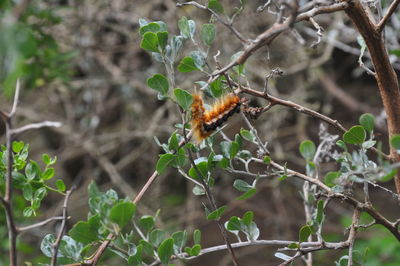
top-left (1, 0), bottom-right (400, 265)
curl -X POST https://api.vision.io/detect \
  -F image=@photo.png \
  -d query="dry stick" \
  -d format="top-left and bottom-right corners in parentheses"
top-left (149, 238), bottom-right (356, 265)
top-left (376, 0), bottom-right (400, 32)
top-left (253, 158), bottom-right (400, 241)
top-left (347, 209), bottom-right (360, 266)
top-left (237, 85), bottom-right (391, 161)
top-left (18, 216), bottom-right (65, 232)
top-left (341, 0), bottom-right (400, 193)
top-left (176, 1), bottom-right (249, 44)
top-left (0, 80), bottom-right (21, 266)
top-left (51, 187), bottom-right (75, 266)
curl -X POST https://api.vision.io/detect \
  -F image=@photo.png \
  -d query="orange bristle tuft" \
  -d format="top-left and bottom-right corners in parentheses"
top-left (191, 92), bottom-right (241, 143)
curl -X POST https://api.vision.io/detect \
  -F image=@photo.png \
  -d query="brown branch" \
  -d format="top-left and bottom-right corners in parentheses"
top-left (341, 0), bottom-right (400, 193)
top-left (254, 158), bottom-right (400, 241)
top-left (296, 1), bottom-right (349, 21)
top-left (237, 85), bottom-right (391, 161)
top-left (377, 0), bottom-right (400, 32)
top-left (0, 80), bottom-right (21, 266)
top-left (51, 187), bottom-right (75, 266)
top-left (18, 216), bottom-right (65, 232)
top-left (213, 0), bottom-right (300, 77)
top-left (176, 1), bottom-right (249, 44)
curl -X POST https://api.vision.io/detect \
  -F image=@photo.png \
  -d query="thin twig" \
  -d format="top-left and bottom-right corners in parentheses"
top-left (0, 80), bottom-right (21, 266)
top-left (347, 208), bottom-right (360, 266)
top-left (51, 187), bottom-right (75, 266)
top-left (18, 216), bottom-right (65, 232)
top-left (11, 121), bottom-right (62, 135)
top-left (377, 0), bottom-right (400, 32)
top-left (180, 112), bottom-right (239, 266)
top-left (176, 1), bottom-right (249, 44)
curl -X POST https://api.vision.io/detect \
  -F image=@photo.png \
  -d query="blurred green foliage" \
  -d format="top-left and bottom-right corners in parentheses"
top-left (0, 0), bottom-right (77, 96)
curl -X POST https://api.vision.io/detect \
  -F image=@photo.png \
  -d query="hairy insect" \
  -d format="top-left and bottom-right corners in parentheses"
top-left (191, 93), bottom-right (241, 143)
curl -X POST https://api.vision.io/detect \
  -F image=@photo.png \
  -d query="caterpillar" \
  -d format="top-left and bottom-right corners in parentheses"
top-left (191, 93), bottom-right (241, 143)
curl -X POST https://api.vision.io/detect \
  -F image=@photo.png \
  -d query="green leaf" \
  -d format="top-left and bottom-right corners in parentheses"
top-left (23, 207), bottom-right (35, 217)
top-left (247, 221), bottom-right (260, 240)
top-left (12, 141), bottom-right (24, 153)
top-left (23, 183), bottom-right (33, 201)
top-left (178, 16), bottom-right (190, 38)
top-left (139, 22), bottom-right (161, 36)
top-left (359, 113), bottom-right (375, 133)
top-left (56, 179), bottom-right (66, 192)
top-left (343, 125), bottom-right (366, 145)
top-left (233, 179), bottom-right (252, 192)
top-left (42, 153), bottom-right (50, 165)
top-left (240, 128), bottom-right (255, 142)
top-left (316, 200), bottom-right (324, 225)
top-left (207, 205), bottom-right (226, 220)
top-left (299, 225), bottom-right (312, 242)
top-left (263, 156), bottom-right (271, 164)
top-left (190, 244), bottom-right (201, 256)
top-left (109, 202), bottom-right (136, 229)
top-left (150, 229), bottom-right (166, 247)
top-left (34, 187), bottom-right (47, 201)
top-left (200, 24), bottom-right (216, 46)
top-left (158, 238), bottom-right (174, 264)
top-left (380, 169), bottom-right (397, 182)
top-left (140, 32), bottom-right (159, 52)
top-left (390, 134), bottom-right (400, 151)
top-left (189, 50), bottom-right (206, 70)
top-left (139, 215), bottom-right (155, 233)
top-left (69, 221), bottom-right (99, 244)
top-left (128, 244), bottom-right (143, 265)
top-left (389, 49), bottom-right (400, 57)
top-left (193, 229), bottom-right (201, 244)
top-left (168, 132), bottom-right (179, 151)
top-left (209, 77), bottom-right (223, 98)
top-left (174, 88), bottom-right (193, 111)
top-left (188, 161), bottom-right (208, 179)
top-left (25, 162), bottom-right (36, 181)
top-left (242, 211), bottom-right (253, 226)
top-left (288, 242), bottom-right (300, 249)
top-left (139, 240), bottom-right (154, 256)
top-left (172, 231), bottom-right (187, 253)
top-left (299, 140), bottom-right (316, 160)
top-left (157, 31), bottom-right (169, 50)
top-left (324, 171), bottom-right (340, 187)
top-left (207, 0), bottom-right (224, 13)
top-left (147, 74), bottom-right (169, 95)
top-left (177, 57), bottom-right (199, 72)
top-left (236, 188), bottom-right (257, 200)
top-left (229, 141), bottom-right (239, 159)
top-left (336, 140), bottom-right (347, 150)
top-left (41, 167), bottom-right (55, 180)
top-left (156, 154), bottom-right (175, 174)
top-left (226, 216), bottom-right (242, 232)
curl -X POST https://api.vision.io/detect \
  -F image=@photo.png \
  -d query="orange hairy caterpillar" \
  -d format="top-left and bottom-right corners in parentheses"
top-left (191, 93), bottom-right (241, 143)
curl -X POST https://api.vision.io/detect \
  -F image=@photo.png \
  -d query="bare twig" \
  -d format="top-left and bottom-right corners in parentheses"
top-left (347, 208), bottom-right (360, 266)
top-left (176, 1), bottom-right (249, 44)
top-left (0, 80), bottom-right (21, 266)
top-left (236, 84), bottom-right (391, 161)
top-left (18, 216), bottom-right (65, 232)
top-left (11, 121), bottom-right (62, 135)
top-left (377, 0), bottom-right (400, 32)
top-left (51, 187), bottom-right (75, 266)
